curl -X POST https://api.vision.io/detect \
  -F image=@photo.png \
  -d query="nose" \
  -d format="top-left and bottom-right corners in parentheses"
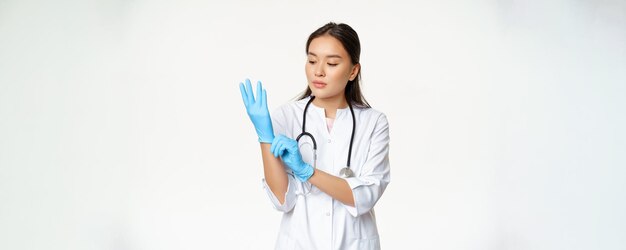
top-left (314, 64), bottom-right (325, 77)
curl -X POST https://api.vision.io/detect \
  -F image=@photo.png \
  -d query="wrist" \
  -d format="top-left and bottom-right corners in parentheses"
top-left (258, 136), bottom-right (274, 143)
top-left (295, 163), bottom-right (314, 182)
top-left (257, 131), bottom-right (275, 143)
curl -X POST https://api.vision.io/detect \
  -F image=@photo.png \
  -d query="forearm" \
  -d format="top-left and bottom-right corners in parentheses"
top-left (308, 169), bottom-right (355, 207)
top-left (260, 143), bottom-right (288, 204)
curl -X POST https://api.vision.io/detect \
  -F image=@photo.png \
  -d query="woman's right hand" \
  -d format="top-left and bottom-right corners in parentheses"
top-left (239, 79), bottom-right (275, 143)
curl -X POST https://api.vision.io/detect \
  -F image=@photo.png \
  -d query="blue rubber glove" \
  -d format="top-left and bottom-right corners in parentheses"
top-left (270, 135), bottom-right (314, 182)
top-left (239, 79), bottom-right (274, 143)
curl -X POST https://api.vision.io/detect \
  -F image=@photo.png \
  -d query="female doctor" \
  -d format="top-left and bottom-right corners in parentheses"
top-left (239, 22), bottom-right (390, 249)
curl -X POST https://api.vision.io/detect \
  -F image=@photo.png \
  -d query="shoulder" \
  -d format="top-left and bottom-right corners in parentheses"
top-left (271, 97), bottom-right (310, 121)
top-left (355, 106), bottom-right (389, 126)
top-left (275, 97), bottom-right (309, 112)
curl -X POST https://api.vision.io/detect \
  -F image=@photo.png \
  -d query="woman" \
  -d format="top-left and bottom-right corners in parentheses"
top-left (239, 22), bottom-right (390, 250)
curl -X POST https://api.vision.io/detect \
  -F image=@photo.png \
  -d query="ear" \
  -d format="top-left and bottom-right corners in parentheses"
top-left (349, 63), bottom-right (360, 81)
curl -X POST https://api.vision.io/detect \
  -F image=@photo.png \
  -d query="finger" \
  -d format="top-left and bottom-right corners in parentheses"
top-left (270, 136), bottom-right (281, 154)
top-left (271, 136), bottom-right (281, 157)
top-left (245, 79), bottom-right (255, 103)
top-left (277, 145), bottom-right (288, 159)
top-left (274, 143), bottom-right (285, 158)
top-left (273, 139), bottom-right (285, 158)
top-left (239, 82), bottom-right (249, 107)
top-left (274, 136), bottom-right (289, 157)
top-left (272, 141), bottom-right (283, 157)
top-left (286, 138), bottom-right (299, 154)
top-left (256, 81), bottom-right (263, 107)
top-left (261, 89), bottom-right (268, 109)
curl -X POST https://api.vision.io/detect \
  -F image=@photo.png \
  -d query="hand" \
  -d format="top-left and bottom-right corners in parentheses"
top-left (239, 79), bottom-right (274, 143)
top-left (271, 135), bottom-right (314, 182)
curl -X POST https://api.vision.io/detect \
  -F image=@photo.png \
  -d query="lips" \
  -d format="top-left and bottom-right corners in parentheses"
top-left (312, 80), bottom-right (326, 89)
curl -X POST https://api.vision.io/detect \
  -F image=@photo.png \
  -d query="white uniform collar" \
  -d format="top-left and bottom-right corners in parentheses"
top-left (303, 96), bottom-right (352, 119)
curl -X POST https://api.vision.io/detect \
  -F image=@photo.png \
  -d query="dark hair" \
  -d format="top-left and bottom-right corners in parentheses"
top-left (299, 22), bottom-right (371, 108)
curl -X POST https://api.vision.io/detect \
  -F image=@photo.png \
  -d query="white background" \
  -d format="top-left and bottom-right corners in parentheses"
top-left (1, 0), bottom-right (625, 249)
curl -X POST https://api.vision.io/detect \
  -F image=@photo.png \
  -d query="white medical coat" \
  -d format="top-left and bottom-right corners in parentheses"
top-left (262, 96), bottom-right (391, 250)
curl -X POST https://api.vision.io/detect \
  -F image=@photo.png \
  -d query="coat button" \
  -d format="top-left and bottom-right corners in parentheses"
top-left (327, 139), bottom-right (331, 143)
top-left (325, 212), bottom-right (330, 216)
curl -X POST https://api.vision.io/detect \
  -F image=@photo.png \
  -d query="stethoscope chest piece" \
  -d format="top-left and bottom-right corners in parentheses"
top-left (339, 167), bottom-right (355, 178)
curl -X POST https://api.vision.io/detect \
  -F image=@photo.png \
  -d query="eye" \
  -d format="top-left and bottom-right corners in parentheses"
top-left (327, 63), bottom-right (338, 67)
top-left (308, 60), bottom-right (316, 65)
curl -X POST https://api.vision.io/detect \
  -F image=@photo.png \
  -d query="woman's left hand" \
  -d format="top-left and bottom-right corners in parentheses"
top-left (270, 135), bottom-right (314, 182)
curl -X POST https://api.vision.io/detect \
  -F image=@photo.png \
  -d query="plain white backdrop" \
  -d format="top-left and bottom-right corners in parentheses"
top-left (1, 0), bottom-right (625, 249)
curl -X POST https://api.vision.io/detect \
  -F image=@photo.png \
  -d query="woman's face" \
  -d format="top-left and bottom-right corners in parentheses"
top-left (305, 35), bottom-right (359, 102)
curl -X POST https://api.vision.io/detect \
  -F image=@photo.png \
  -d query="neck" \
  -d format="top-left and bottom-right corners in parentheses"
top-left (312, 95), bottom-right (348, 119)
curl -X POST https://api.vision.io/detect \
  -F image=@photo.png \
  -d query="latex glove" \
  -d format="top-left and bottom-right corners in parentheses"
top-left (239, 79), bottom-right (274, 143)
top-left (271, 135), bottom-right (314, 182)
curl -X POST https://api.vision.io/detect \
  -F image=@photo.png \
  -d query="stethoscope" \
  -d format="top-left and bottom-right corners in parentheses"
top-left (296, 96), bottom-right (356, 179)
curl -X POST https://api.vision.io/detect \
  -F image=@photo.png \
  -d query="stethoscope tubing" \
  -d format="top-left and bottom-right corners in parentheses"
top-left (296, 96), bottom-right (356, 173)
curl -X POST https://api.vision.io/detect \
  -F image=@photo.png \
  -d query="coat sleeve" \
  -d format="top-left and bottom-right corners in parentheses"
top-left (343, 113), bottom-right (391, 217)
top-left (261, 174), bottom-right (298, 212)
top-left (260, 106), bottom-right (298, 213)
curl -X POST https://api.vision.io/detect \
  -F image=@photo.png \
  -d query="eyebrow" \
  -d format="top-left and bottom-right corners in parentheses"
top-left (308, 52), bottom-right (343, 59)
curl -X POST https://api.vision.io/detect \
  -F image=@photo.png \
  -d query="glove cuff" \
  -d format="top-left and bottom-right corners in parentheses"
top-left (256, 128), bottom-right (275, 143)
top-left (258, 135), bottom-right (275, 144)
top-left (295, 164), bottom-right (314, 182)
